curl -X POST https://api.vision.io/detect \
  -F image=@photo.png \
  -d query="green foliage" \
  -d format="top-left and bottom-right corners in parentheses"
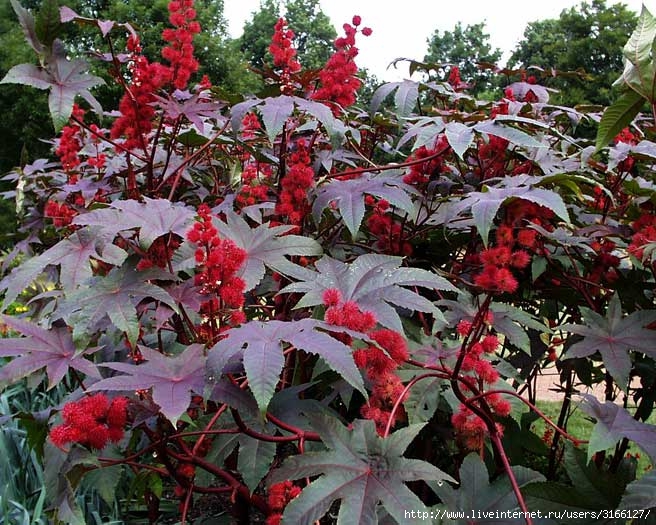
top-left (2, 0), bottom-right (656, 523)
top-left (424, 21), bottom-right (502, 95)
top-left (509, 0), bottom-right (638, 106)
top-left (238, 0), bottom-right (336, 70)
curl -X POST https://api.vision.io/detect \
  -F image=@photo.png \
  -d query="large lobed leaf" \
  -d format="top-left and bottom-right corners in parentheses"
top-left (1, 52), bottom-right (104, 131)
top-left (430, 453), bottom-right (548, 525)
top-left (213, 210), bottom-right (322, 290)
top-left (312, 171), bottom-right (417, 238)
top-left (55, 265), bottom-right (178, 345)
top-left (73, 197), bottom-right (196, 249)
top-left (578, 393), bottom-right (656, 463)
top-left (450, 174), bottom-right (570, 246)
top-left (0, 315), bottom-right (100, 389)
top-left (207, 318), bottom-right (365, 413)
top-left (0, 227), bottom-right (127, 309)
top-left (280, 253), bottom-right (456, 332)
top-left (89, 344), bottom-right (205, 425)
top-left (562, 294), bottom-right (656, 390)
top-left (269, 414), bottom-right (454, 525)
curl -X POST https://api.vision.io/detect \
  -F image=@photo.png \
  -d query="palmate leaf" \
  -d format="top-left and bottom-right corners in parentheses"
top-left (595, 89), bottom-right (644, 150)
top-left (207, 318), bottom-right (365, 413)
top-left (88, 344), bottom-right (205, 425)
top-left (73, 197), bottom-right (196, 249)
top-left (578, 393), bottom-right (656, 463)
top-left (1, 52), bottom-right (104, 131)
top-left (269, 414), bottom-right (454, 525)
top-left (213, 211), bottom-right (322, 290)
top-left (618, 470), bottom-right (656, 511)
top-left (450, 174), bottom-right (570, 246)
top-left (312, 171), bottom-right (417, 238)
top-left (280, 254), bottom-right (456, 332)
top-left (55, 265), bottom-right (178, 344)
top-left (0, 227), bottom-right (127, 308)
top-left (231, 95), bottom-right (339, 141)
top-left (0, 315), bottom-right (100, 389)
top-left (562, 294), bottom-right (656, 390)
top-left (430, 453), bottom-right (547, 525)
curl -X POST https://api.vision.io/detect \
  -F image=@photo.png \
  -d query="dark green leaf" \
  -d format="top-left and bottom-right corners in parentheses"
top-left (269, 414), bottom-right (454, 525)
top-left (595, 90), bottom-right (644, 150)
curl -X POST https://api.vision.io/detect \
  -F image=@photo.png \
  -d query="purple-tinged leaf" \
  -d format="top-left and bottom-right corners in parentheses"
top-left (260, 96), bottom-right (294, 143)
top-left (281, 254), bottom-right (455, 332)
top-left (474, 120), bottom-right (546, 149)
top-left (89, 345), bottom-right (205, 425)
top-left (10, 0), bottom-right (44, 55)
top-left (59, 6), bottom-right (77, 22)
top-left (154, 93), bottom-right (223, 132)
top-left (618, 470), bottom-right (656, 510)
top-left (370, 81), bottom-right (400, 116)
top-left (213, 211), bottom-right (322, 290)
top-left (0, 227), bottom-right (127, 308)
top-left (238, 434), bottom-right (276, 493)
top-left (394, 80), bottom-right (419, 117)
top-left (47, 55), bottom-right (104, 131)
top-left (578, 394), bottom-right (656, 463)
top-left (56, 265), bottom-right (178, 344)
top-left (73, 197), bottom-right (196, 248)
top-left (450, 174), bottom-right (570, 246)
top-left (562, 295), bottom-right (656, 390)
top-left (269, 414), bottom-right (454, 525)
top-left (207, 319), bottom-right (365, 413)
top-left (0, 315), bottom-right (100, 389)
top-left (1, 63), bottom-right (51, 90)
top-left (97, 20), bottom-right (115, 37)
top-left (445, 121), bottom-right (474, 158)
top-left (431, 453), bottom-right (544, 525)
top-left (313, 171), bottom-right (417, 238)
top-left (507, 81), bottom-right (550, 103)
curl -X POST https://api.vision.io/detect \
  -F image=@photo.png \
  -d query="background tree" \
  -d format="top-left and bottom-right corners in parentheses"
top-left (424, 21), bottom-right (502, 96)
top-left (509, 0), bottom-right (637, 106)
top-left (239, 0), bottom-right (336, 70)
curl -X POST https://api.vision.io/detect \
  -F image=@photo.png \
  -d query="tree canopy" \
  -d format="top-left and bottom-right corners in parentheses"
top-left (239, 0), bottom-right (336, 70)
top-left (424, 21), bottom-right (502, 96)
top-left (509, 0), bottom-right (637, 106)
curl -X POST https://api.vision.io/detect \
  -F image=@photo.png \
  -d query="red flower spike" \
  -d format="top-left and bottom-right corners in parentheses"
top-left (49, 394), bottom-right (129, 450)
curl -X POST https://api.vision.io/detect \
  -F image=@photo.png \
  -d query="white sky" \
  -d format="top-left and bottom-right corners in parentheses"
top-left (224, 0), bottom-right (649, 81)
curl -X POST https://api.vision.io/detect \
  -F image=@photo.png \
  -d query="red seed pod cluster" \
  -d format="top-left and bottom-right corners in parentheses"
top-left (275, 139), bottom-right (315, 230)
top-left (451, 324), bottom-right (511, 451)
top-left (266, 480), bottom-right (302, 525)
top-left (162, 0), bottom-right (201, 90)
top-left (50, 394), bottom-right (128, 450)
top-left (311, 16), bottom-right (371, 114)
top-left (322, 288), bottom-right (409, 435)
top-left (269, 18), bottom-right (301, 95)
top-left (365, 196), bottom-right (413, 256)
top-left (629, 212), bottom-right (656, 263)
top-left (187, 204), bottom-right (248, 340)
top-left (110, 37), bottom-right (171, 150)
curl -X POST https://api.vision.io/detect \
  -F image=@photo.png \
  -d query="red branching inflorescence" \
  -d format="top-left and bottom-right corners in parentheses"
top-left (451, 327), bottom-right (512, 451)
top-left (311, 16), bottom-right (371, 115)
top-left (269, 18), bottom-right (302, 95)
top-left (266, 480), bottom-right (301, 525)
top-left (322, 289), bottom-right (409, 434)
top-left (44, 200), bottom-right (78, 228)
top-left (629, 212), bottom-right (656, 262)
top-left (187, 204), bottom-right (248, 342)
top-left (110, 35), bottom-right (171, 151)
top-left (365, 196), bottom-right (413, 256)
top-left (275, 139), bottom-right (315, 230)
top-left (402, 136), bottom-right (450, 187)
top-left (162, 0), bottom-right (201, 90)
top-left (50, 394), bottom-right (129, 450)
top-left (55, 104), bottom-right (86, 174)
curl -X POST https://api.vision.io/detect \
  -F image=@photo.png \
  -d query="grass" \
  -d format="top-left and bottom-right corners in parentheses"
top-left (533, 400), bottom-right (654, 476)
